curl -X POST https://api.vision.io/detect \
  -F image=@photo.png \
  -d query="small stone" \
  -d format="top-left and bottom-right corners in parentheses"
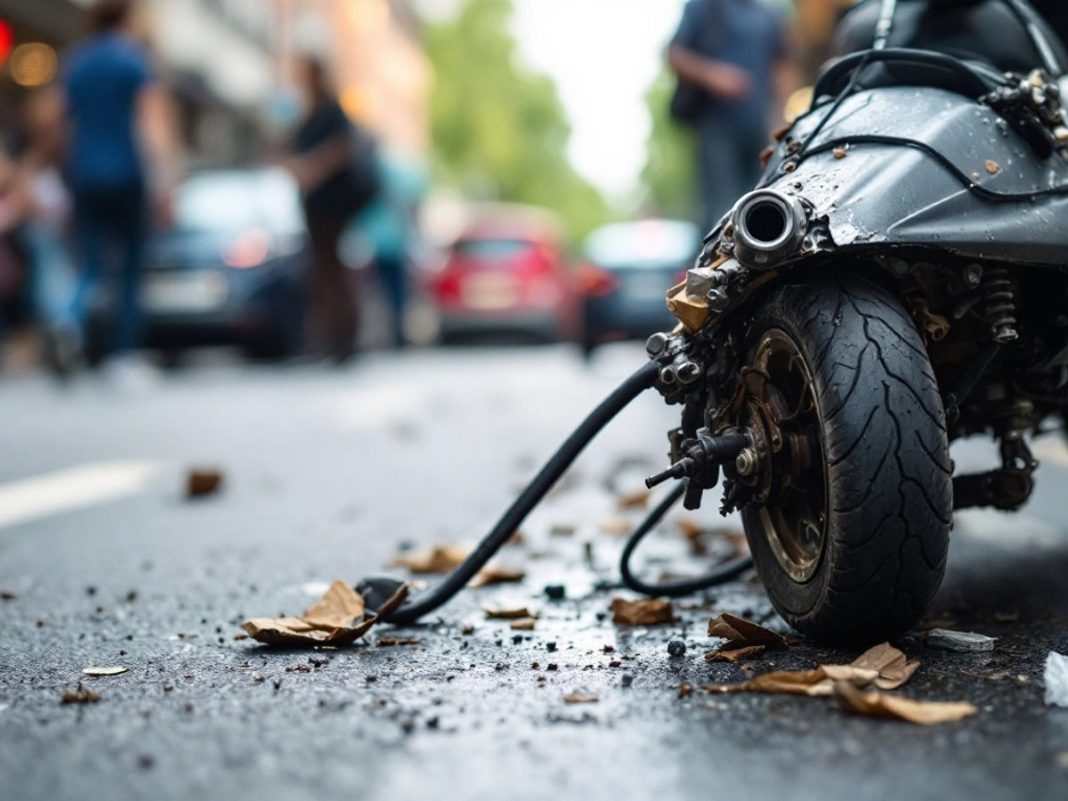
top-left (547, 663), bottom-right (558, 671)
top-left (667, 639), bottom-right (686, 658)
top-left (621, 673), bottom-right (634, 688)
top-left (546, 642), bottom-right (557, 653)
top-left (544, 584), bottom-right (566, 601)
top-left (926, 628), bottom-right (996, 652)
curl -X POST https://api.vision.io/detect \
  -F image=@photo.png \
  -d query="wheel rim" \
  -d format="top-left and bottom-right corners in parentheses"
top-left (748, 329), bottom-right (828, 583)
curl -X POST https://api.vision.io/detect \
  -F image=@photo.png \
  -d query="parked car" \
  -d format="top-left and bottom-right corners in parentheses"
top-left (429, 206), bottom-right (576, 343)
top-left (577, 219), bottom-right (700, 356)
top-left (88, 168), bottom-right (308, 362)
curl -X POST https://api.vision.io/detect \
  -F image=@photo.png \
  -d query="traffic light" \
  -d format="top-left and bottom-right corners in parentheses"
top-left (0, 20), bottom-right (12, 66)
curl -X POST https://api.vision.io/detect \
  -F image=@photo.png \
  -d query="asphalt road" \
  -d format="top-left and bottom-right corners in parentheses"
top-left (1, 344), bottom-right (1066, 801)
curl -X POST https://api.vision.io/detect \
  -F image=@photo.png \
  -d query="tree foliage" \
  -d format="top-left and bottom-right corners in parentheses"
top-left (424, 0), bottom-right (611, 242)
top-left (639, 69), bottom-right (697, 222)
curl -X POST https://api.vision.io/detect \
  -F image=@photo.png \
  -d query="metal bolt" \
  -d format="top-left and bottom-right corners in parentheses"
top-left (735, 448), bottom-right (759, 477)
top-left (659, 366), bottom-right (677, 385)
top-left (964, 264), bottom-right (983, 289)
top-left (645, 332), bottom-right (670, 357)
top-left (676, 361), bottom-right (701, 384)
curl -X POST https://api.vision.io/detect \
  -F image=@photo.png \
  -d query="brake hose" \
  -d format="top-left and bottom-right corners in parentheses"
top-left (619, 481), bottom-right (754, 597)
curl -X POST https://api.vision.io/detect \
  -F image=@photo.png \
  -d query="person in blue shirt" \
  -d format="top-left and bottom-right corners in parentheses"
top-left (669, 0), bottom-right (792, 232)
top-left (59, 0), bottom-right (176, 376)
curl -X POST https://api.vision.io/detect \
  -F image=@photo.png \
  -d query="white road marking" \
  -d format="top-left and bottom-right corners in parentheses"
top-left (0, 461), bottom-right (162, 531)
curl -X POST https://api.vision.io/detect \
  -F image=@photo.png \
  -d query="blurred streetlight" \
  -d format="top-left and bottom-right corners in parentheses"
top-left (9, 42), bottom-right (59, 88)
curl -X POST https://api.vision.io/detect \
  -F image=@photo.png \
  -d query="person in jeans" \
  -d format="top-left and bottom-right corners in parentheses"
top-left (669, 0), bottom-right (792, 232)
top-left (61, 0), bottom-right (176, 380)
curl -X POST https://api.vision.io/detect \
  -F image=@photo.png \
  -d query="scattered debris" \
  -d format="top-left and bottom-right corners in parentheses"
top-left (544, 584), bottom-right (566, 600)
top-left (833, 146), bottom-right (848, 159)
top-left (834, 681), bottom-right (977, 725)
top-left (705, 612), bottom-right (788, 661)
top-left (617, 489), bottom-right (651, 510)
top-left (1044, 651), bottom-right (1068, 708)
top-left (926, 628), bottom-right (996, 653)
top-left (377, 636), bottom-right (422, 647)
top-left (985, 159), bottom-right (1001, 175)
top-left (61, 683), bottom-right (101, 705)
top-left (392, 545), bottom-right (468, 574)
top-left (549, 523), bottom-right (576, 537)
top-left (667, 639), bottom-right (687, 658)
top-left (469, 564), bottom-right (526, 588)
top-left (563, 692), bottom-right (598, 704)
top-left (677, 682), bottom-right (695, 698)
top-left (83, 666), bottom-right (128, 677)
top-left (510, 617), bottom-right (537, 631)
top-left (599, 518), bottom-right (633, 536)
top-left (242, 580), bottom-right (407, 647)
top-left (610, 598), bottom-right (675, 626)
top-left (186, 468), bottom-right (223, 498)
top-left (0, 591), bottom-right (15, 601)
top-left (707, 643), bottom-right (918, 697)
top-left (484, 605), bottom-right (533, 620)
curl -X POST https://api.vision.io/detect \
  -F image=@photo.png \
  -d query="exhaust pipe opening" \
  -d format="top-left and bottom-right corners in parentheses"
top-left (732, 190), bottom-right (807, 268)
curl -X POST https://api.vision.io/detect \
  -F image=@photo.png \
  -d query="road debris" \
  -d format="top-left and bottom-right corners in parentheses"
top-left (834, 681), bottom-right (977, 725)
top-left (617, 489), bottom-right (651, 510)
top-left (706, 643), bottom-right (918, 697)
top-left (544, 584), bottom-right (566, 600)
top-left (678, 682), bottom-right (695, 698)
top-left (985, 159), bottom-right (1001, 175)
top-left (0, 591), bottom-right (15, 601)
top-left (563, 692), bottom-right (598, 704)
top-left (377, 636), bottom-right (422, 647)
top-left (925, 628), bottom-right (996, 653)
top-left (1044, 651), bottom-right (1068, 708)
top-left (83, 666), bottom-right (128, 677)
top-left (61, 683), bottom-right (101, 705)
top-left (469, 564), bottom-right (526, 588)
top-left (484, 605), bottom-right (533, 620)
top-left (610, 597), bottom-right (675, 625)
top-left (599, 518), bottom-right (633, 536)
top-left (668, 639), bottom-right (687, 658)
top-left (510, 617), bottom-right (537, 631)
top-left (242, 580), bottom-right (407, 647)
top-left (392, 544), bottom-right (523, 587)
top-left (185, 469), bottom-right (223, 498)
top-left (705, 612), bottom-right (788, 661)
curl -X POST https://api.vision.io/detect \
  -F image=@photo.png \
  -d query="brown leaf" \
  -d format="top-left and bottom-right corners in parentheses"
top-left (705, 665), bottom-right (879, 697)
top-left (510, 617), bottom-right (537, 631)
top-left (376, 636), bottom-right (421, 646)
top-left (599, 518), bottom-right (633, 536)
top-left (484, 605), bottom-right (533, 620)
top-left (617, 489), bottom-right (651, 510)
top-left (186, 469), bottom-right (223, 498)
top-left (469, 564), bottom-right (526, 588)
top-left (678, 682), bottom-right (695, 698)
top-left (850, 642), bottom-right (919, 690)
top-left (834, 681), bottom-right (977, 725)
top-left (610, 597), bottom-right (675, 626)
top-left (242, 581), bottom-right (407, 647)
top-left (563, 692), bottom-right (598, 704)
top-left (705, 644), bottom-right (766, 663)
top-left (61, 683), bottom-right (101, 704)
top-left (391, 545), bottom-right (468, 574)
top-left (706, 612), bottom-right (788, 660)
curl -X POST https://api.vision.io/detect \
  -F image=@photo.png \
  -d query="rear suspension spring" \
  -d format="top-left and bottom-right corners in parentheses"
top-left (982, 267), bottom-right (1019, 344)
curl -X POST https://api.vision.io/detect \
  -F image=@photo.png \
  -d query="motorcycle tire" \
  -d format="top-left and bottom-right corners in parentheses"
top-left (739, 274), bottom-right (952, 644)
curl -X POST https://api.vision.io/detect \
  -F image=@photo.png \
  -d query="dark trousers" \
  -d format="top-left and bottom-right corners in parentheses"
top-left (375, 252), bottom-right (407, 347)
top-left (697, 116), bottom-right (766, 234)
top-left (305, 214), bottom-right (357, 359)
top-left (70, 183), bottom-right (147, 355)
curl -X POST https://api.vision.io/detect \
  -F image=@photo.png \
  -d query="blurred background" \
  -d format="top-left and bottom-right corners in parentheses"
top-left (0, 0), bottom-right (855, 377)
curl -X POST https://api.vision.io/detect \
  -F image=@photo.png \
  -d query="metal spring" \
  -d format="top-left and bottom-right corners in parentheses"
top-left (982, 266), bottom-right (1019, 344)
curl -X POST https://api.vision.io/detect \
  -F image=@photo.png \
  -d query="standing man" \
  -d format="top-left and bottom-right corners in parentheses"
top-left (668, 0), bottom-right (792, 232)
top-left (61, 0), bottom-right (176, 381)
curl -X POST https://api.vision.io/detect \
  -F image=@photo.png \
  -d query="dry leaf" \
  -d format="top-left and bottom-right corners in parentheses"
top-left (510, 617), bottom-right (536, 631)
top-left (834, 681), bottom-right (977, 725)
top-left (850, 642), bottom-right (920, 690)
top-left (61, 683), bottom-right (101, 704)
top-left (377, 636), bottom-right (421, 646)
top-left (617, 489), bottom-right (651, 510)
top-left (563, 692), bottom-right (598, 704)
top-left (186, 469), bottom-right (223, 498)
top-left (469, 564), bottom-right (526, 588)
top-left (705, 612), bottom-right (787, 660)
top-left (985, 159), bottom-right (1001, 175)
top-left (392, 545), bottom-right (468, 574)
top-left (678, 682), bottom-right (695, 698)
top-left (82, 666), bottom-right (128, 677)
top-left (833, 146), bottom-right (848, 159)
top-left (610, 598), bottom-right (675, 626)
top-left (705, 644), bottom-right (766, 663)
top-left (484, 605), bottom-right (533, 620)
top-left (242, 580), bottom-right (407, 647)
top-left (599, 518), bottom-right (633, 536)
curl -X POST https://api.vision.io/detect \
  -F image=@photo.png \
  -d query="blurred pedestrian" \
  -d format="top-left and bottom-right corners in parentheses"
top-left (668, 0), bottom-right (792, 231)
top-left (60, 0), bottom-right (178, 382)
top-left (353, 149), bottom-right (426, 349)
top-left (284, 56), bottom-right (380, 364)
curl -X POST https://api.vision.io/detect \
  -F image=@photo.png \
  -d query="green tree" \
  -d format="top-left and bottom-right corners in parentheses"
top-left (640, 69), bottom-right (697, 222)
top-left (424, 0), bottom-right (612, 242)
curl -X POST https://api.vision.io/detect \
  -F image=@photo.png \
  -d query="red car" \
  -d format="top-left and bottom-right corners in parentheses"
top-left (430, 207), bottom-right (576, 342)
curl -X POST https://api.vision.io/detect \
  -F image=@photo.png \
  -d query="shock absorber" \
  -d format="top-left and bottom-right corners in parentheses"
top-left (982, 266), bottom-right (1019, 344)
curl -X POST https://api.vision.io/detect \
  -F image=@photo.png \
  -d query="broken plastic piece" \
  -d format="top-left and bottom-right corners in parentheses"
top-left (1044, 651), bottom-right (1068, 708)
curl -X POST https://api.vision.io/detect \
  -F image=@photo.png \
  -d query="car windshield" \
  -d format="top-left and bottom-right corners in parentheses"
top-left (585, 220), bottom-right (699, 270)
top-left (176, 170), bottom-right (305, 237)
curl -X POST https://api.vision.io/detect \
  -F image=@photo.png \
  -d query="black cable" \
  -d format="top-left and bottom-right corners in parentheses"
top-left (619, 481), bottom-right (754, 598)
top-left (384, 360), bottom-right (661, 625)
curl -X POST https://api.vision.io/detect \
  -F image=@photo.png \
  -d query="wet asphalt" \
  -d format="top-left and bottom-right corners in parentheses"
top-left (0, 344), bottom-right (1066, 801)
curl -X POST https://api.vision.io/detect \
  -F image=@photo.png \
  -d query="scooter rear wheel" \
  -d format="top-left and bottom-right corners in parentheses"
top-left (739, 274), bottom-right (952, 644)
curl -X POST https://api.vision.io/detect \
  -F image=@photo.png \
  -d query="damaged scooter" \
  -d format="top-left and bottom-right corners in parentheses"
top-left (368, 0), bottom-right (1068, 644)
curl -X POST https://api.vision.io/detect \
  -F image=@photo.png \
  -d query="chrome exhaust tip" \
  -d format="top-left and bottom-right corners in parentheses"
top-left (730, 190), bottom-right (807, 269)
